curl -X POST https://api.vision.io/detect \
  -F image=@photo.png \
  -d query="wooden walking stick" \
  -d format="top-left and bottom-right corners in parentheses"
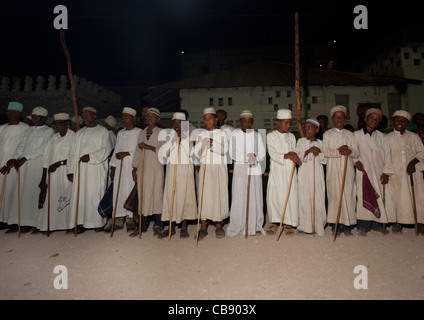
top-left (0, 173), bottom-right (8, 214)
top-left (382, 183), bottom-right (386, 232)
top-left (409, 174), bottom-right (419, 236)
top-left (138, 148), bottom-right (145, 239)
top-left (47, 172), bottom-right (51, 237)
top-left (168, 137), bottom-right (181, 240)
top-left (245, 162), bottom-right (252, 239)
top-left (333, 155), bottom-right (349, 242)
top-left (195, 162), bottom-right (207, 247)
top-left (110, 160), bottom-right (123, 238)
top-left (276, 161), bottom-right (296, 241)
top-left (74, 161), bottom-right (81, 237)
top-left (313, 155), bottom-right (316, 237)
top-left (17, 167), bottom-right (21, 238)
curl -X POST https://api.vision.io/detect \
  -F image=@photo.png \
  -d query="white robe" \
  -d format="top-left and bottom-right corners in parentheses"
top-left (37, 129), bottom-right (76, 231)
top-left (295, 137), bottom-right (327, 235)
top-left (159, 132), bottom-right (197, 223)
top-left (67, 125), bottom-right (112, 229)
top-left (266, 131), bottom-right (298, 226)
top-left (353, 129), bottom-right (396, 224)
top-left (227, 129), bottom-right (265, 236)
top-left (322, 128), bottom-right (359, 226)
top-left (6, 125), bottom-right (54, 226)
top-left (0, 122), bottom-right (29, 223)
top-left (132, 126), bottom-right (164, 216)
top-left (385, 130), bottom-right (424, 224)
top-left (109, 127), bottom-right (141, 219)
top-left (193, 129), bottom-right (229, 222)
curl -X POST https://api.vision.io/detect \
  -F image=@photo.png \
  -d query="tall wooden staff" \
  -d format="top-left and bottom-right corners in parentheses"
top-left (295, 12), bottom-right (304, 139)
top-left (138, 149), bottom-right (145, 239)
top-left (276, 162), bottom-right (296, 241)
top-left (333, 155), bottom-right (349, 242)
top-left (168, 136), bottom-right (181, 240)
top-left (18, 168), bottom-right (21, 238)
top-left (47, 172), bottom-right (51, 237)
top-left (312, 155), bottom-right (316, 236)
top-left (110, 160), bottom-right (123, 238)
top-left (59, 30), bottom-right (79, 131)
top-left (195, 162), bottom-right (207, 247)
top-left (74, 161), bottom-right (81, 237)
top-left (410, 174), bottom-right (419, 236)
top-left (382, 183), bottom-right (386, 232)
top-left (245, 163), bottom-right (252, 239)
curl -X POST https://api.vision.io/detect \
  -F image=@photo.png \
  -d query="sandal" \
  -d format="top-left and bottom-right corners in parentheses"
top-left (266, 223), bottom-right (277, 236)
top-left (215, 227), bottom-right (225, 239)
top-left (284, 225), bottom-right (294, 236)
top-left (153, 225), bottom-right (163, 236)
top-left (195, 229), bottom-right (208, 241)
top-left (180, 229), bottom-right (189, 239)
top-left (158, 228), bottom-right (176, 239)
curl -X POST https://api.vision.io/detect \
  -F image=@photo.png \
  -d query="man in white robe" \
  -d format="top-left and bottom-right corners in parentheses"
top-left (296, 118), bottom-right (327, 236)
top-left (131, 107), bottom-right (165, 237)
top-left (192, 107), bottom-right (229, 240)
top-left (227, 110), bottom-right (265, 237)
top-left (322, 106), bottom-right (359, 236)
top-left (385, 110), bottom-right (424, 235)
top-left (158, 112), bottom-right (197, 239)
top-left (0, 102), bottom-right (29, 230)
top-left (5, 107), bottom-right (54, 232)
top-left (353, 108), bottom-right (396, 236)
top-left (266, 109), bottom-right (301, 236)
top-left (37, 113), bottom-right (76, 232)
top-left (104, 107), bottom-right (141, 233)
top-left (66, 107), bottom-right (112, 233)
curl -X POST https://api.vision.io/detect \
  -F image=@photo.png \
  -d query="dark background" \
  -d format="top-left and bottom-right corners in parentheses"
top-left (1, 0), bottom-right (423, 86)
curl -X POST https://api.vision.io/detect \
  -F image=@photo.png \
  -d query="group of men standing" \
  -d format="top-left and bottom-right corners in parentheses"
top-left (0, 101), bottom-right (423, 241)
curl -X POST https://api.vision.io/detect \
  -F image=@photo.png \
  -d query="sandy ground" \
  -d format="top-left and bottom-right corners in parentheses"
top-left (0, 220), bottom-right (423, 301)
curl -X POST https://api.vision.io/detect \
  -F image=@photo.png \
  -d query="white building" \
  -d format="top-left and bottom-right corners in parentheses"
top-left (144, 61), bottom-right (420, 134)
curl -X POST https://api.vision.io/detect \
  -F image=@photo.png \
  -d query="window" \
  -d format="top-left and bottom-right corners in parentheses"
top-left (312, 96), bottom-right (318, 104)
top-left (421, 52), bottom-right (424, 59)
top-left (413, 47), bottom-right (418, 53)
top-left (268, 97), bottom-right (273, 104)
top-left (288, 103), bottom-right (292, 110)
top-left (209, 98), bottom-right (214, 106)
top-left (276, 91), bottom-right (280, 98)
top-left (274, 105), bottom-right (279, 111)
top-left (218, 98), bottom-right (223, 106)
top-left (414, 59), bottom-right (421, 66)
top-left (286, 90), bottom-right (291, 97)
top-left (307, 104), bottom-right (311, 110)
top-left (404, 52), bottom-right (410, 59)
top-left (228, 97), bottom-right (233, 106)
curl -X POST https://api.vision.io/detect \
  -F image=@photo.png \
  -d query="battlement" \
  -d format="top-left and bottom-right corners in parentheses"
top-left (0, 74), bottom-right (121, 119)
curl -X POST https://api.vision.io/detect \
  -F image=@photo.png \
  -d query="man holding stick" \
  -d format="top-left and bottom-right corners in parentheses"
top-left (66, 107), bottom-right (112, 234)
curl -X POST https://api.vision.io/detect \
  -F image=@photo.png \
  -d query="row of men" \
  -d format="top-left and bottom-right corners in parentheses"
top-left (0, 101), bottom-right (423, 240)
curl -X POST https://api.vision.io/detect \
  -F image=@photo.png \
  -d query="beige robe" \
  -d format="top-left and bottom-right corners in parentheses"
top-left (132, 126), bottom-right (164, 216)
top-left (192, 129), bottom-right (229, 222)
top-left (385, 130), bottom-right (424, 224)
top-left (322, 128), bottom-right (359, 226)
top-left (353, 129), bottom-right (396, 224)
top-left (159, 131), bottom-right (197, 223)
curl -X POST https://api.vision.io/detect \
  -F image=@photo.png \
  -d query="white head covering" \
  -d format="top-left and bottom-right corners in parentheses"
top-left (276, 109), bottom-right (292, 120)
top-left (8, 101), bottom-right (23, 113)
top-left (32, 106), bottom-right (48, 117)
top-left (147, 107), bottom-right (160, 117)
top-left (240, 110), bottom-right (253, 119)
top-left (104, 115), bottom-right (117, 128)
top-left (53, 113), bottom-right (70, 121)
top-left (330, 105), bottom-right (347, 117)
top-left (82, 106), bottom-right (97, 114)
top-left (365, 108), bottom-right (382, 119)
top-left (172, 112), bottom-right (186, 121)
top-left (305, 118), bottom-right (320, 128)
top-left (122, 107), bottom-right (137, 116)
top-left (203, 107), bottom-right (217, 115)
top-left (393, 110), bottom-right (411, 121)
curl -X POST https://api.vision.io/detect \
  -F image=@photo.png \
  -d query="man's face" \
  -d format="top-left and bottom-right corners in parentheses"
top-left (122, 113), bottom-right (135, 128)
top-left (414, 114), bottom-right (424, 129)
top-left (6, 110), bottom-right (20, 123)
top-left (317, 117), bottom-right (328, 130)
top-left (53, 120), bottom-right (68, 133)
top-left (365, 112), bottom-right (381, 132)
top-left (276, 119), bottom-right (292, 133)
top-left (216, 111), bottom-right (226, 123)
top-left (393, 116), bottom-right (409, 133)
top-left (146, 112), bottom-right (159, 126)
top-left (332, 112), bottom-right (346, 129)
top-left (82, 110), bottom-right (96, 125)
top-left (173, 119), bottom-right (182, 136)
top-left (239, 117), bottom-right (253, 131)
top-left (304, 122), bottom-right (319, 140)
top-left (31, 114), bottom-right (47, 126)
top-left (203, 113), bottom-right (217, 130)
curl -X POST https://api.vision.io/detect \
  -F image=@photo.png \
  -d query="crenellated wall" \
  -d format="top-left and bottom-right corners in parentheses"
top-left (0, 74), bottom-right (122, 119)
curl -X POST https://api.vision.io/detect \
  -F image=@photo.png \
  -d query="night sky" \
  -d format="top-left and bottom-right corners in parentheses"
top-left (0, 1), bottom-right (422, 87)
